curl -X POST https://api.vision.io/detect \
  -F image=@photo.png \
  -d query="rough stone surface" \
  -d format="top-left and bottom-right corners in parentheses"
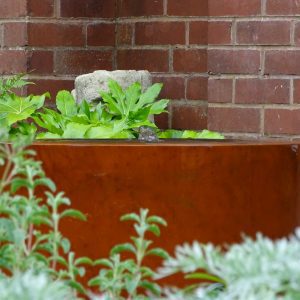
top-left (73, 70), bottom-right (152, 103)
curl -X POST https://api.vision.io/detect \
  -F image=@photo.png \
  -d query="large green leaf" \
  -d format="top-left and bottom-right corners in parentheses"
top-left (125, 82), bottom-right (142, 114)
top-left (56, 90), bottom-right (77, 116)
top-left (0, 93), bottom-right (48, 125)
top-left (149, 99), bottom-right (169, 115)
top-left (85, 125), bottom-right (115, 139)
top-left (136, 83), bottom-right (163, 110)
top-left (62, 122), bottom-right (91, 139)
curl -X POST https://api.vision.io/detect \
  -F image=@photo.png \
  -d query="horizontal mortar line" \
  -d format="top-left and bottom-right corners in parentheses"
top-left (117, 45), bottom-right (208, 50)
top-left (171, 100), bottom-right (208, 105)
top-left (26, 19), bottom-right (115, 25)
top-left (209, 103), bottom-right (300, 109)
top-left (28, 17), bottom-right (116, 21)
top-left (209, 16), bottom-right (300, 21)
top-left (208, 74), bottom-right (300, 79)
top-left (22, 46), bottom-right (115, 51)
top-left (27, 75), bottom-right (76, 80)
top-left (226, 132), bottom-right (300, 139)
top-left (116, 16), bottom-right (208, 22)
top-left (152, 73), bottom-right (208, 78)
top-left (208, 46), bottom-right (300, 50)
top-left (208, 15), bottom-right (300, 19)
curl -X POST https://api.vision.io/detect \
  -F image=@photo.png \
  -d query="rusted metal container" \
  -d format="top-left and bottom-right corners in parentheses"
top-left (32, 140), bottom-right (300, 263)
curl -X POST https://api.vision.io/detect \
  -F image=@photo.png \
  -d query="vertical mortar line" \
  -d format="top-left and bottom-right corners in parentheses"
top-left (261, 0), bottom-right (267, 15)
top-left (231, 18), bottom-right (237, 45)
top-left (163, 0), bottom-right (168, 15)
top-left (131, 20), bottom-right (135, 46)
top-left (168, 101), bottom-right (173, 129)
top-left (169, 46), bottom-right (173, 72)
top-left (260, 106), bottom-right (265, 137)
top-left (113, 0), bottom-right (118, 70)
top-left (232, 77), bottom-right (236, 104)
top-left (290, 79), bottom-right (294, 105)
top-left (290, 19), bottom-right (296, 46)
top-left (185, 21), bottom-right (189, 46)
top-left (184, 75), bottom-right (188, 101)
top-left (55, 0), bottom-right (60, 18)
top-left (260, 49), bottom-right (265, 77)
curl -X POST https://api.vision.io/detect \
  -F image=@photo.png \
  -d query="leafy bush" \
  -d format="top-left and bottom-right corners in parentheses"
top-left (0, 75), bottom-right (224, 140)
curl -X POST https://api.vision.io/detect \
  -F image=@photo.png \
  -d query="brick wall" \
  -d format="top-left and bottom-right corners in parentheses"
top-left (208, 0), bottom-right (300, 138)
top-left (1, 0), bottom-right (300, 137)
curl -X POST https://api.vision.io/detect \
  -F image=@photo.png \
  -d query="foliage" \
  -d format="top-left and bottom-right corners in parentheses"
top-left (158, 230), bottom-right (300, 299)
top-left (89, 209), bottom-right (169, 299)
top-left (0, 128), bottom-right (91, 296)
top-left (1, 75), bottom-right (224, 140)
top-left (0, 271), bottom-right (75, 300)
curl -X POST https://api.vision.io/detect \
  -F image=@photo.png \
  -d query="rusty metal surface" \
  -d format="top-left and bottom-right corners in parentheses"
top-left (32, 141), bottom-right (300, 267)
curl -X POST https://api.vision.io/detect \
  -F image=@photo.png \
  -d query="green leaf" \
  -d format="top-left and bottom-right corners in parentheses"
top-left (121, 213), bottom-right (140, 223)
top-left (148, 224), bottom-right (161, 237)
top-left (85, 125), bottom-right (115, 139)
top-left (0, 93), bottom-right (48, 125)
top-left (100, 91), bottom-right (122, 115)
top-left (88, 277), bottom-right (101, 287)
top-left (61, 238), bottom-right (71, 254)
top-left (0, 218), bottom-right (14, 242)
top-left (62, 122), bottom-right (91, 139)
top-left (33, 178), bottom-right (56, 192)
top-left (136, 83), bottom-right (163, 110)
top-left (125, 82), bottom-right (142, 113)
top-left (185, 272), bottom-right (226, 284)
top-left (36, 132), bottom-right (61, 139)
top-left (66, 280), bottom-right (86, 294)
top-left (60, 209), bottom-right (87, 221)
top-left (108, 79), bottom-right (125, 108)
top-left (75, 257), bottom-right (93, 266)
top-left (149, 99), bottom-right (169, 115)
top-left (93, 258), bottom-right (113, 268)
top-left (146, 248), bottom-right (169, 259)
top-left (11, 178), bottom-right (31, 193)
top-left (147, 216), bottom-right (167, 227)
top-left (79, 100), bottom-right (91, 118)
top-left (56, 90), bottom-right (77, 116)
top-left (110, 243), bottom-right (136, 256)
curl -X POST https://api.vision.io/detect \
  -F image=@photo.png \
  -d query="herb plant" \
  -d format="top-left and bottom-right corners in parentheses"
top-left (89, 209), bottom-right (169, 299)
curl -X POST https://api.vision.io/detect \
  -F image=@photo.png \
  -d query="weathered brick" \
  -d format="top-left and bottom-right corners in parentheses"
top-left (265, 109), bottom-right (300, 134)
top-left (28, 0), bottom-right (54, 17)
top-left (265, 51), bottom-right (300, 75)
top-left (208, 50), bottom-right (260, 74)
top-left (208, 107), bottom-right (260, 133)
top-left (267, 0), bottom-right (300, 15)
top-left (168, 0), bottom-right (208, 16)
top-left (0, 51), bottom-right (27, 74)
top-left (152, 76), bottom-right (185, 99)
top-left (173, 49), bottom-right (207, 73)
top-left (154, 112), bottom-right (169, 129)
top-left (118, 0), bottom-right (163, 17)
top-left (0, 0), bottom-right (27, 18)
top-left (294, 22), bottom-right (300, 46)
top-left (87, 23), bottom-right (115, 46)
top-left (55, 50), bottom-right (113, 75)
top-left (27, 51), bottom-right (54, 75)
top-left (28, 23), bottom-right (84, 47)
top-left (117, 50), bottom-right (169, 72)
top-left (208, 22), bottom-right (232, 45)
top-left (60, 0), bottom-right (115, 18)
top-left (3, 22), bottom-right (27, 47)
top-left (209, 0), bottom-right (261, 16)
top-left (117, 23), bottom-right (133, 45)
top-left (236, 21), bottom-right (290, 45)
top-left (208, 79), bottom-right (233, 103)
top-left (135, 22), bottom-right (185, 45)
top-left (189, 21), bottom-right (208, 45)
top-left (172, 104), bottom-right (207, 130)
top-left (235, 79), bottom-right (290, 104)
top-left (186, 77), bottom-right (208, 100)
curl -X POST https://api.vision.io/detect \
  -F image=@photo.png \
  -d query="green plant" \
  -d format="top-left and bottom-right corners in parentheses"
top-left (89, 209), bottom-right (169, 299)
top-left (0, 128), bottom-right (92, 296)
top-left (158, 130), bottom-right (224, 140)
top-left (158, 230), bottom-right (300, 299)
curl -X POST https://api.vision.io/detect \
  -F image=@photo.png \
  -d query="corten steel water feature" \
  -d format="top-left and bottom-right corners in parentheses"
top-left (32, 140), bottom-right (300, 275)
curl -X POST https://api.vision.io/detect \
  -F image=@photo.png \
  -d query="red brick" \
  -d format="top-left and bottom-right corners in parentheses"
top-left (55, 50), bottom-right (113, 75)
top-left (208, 107), bottom-right (260, 133)
top-left (208, 21), bottom-right (232, 45)
top-left (0, 51), bottom-right (27, 74)
top-left (265, 51), bottom-right (300, 75)
top-left (136, 22), bottom-right (185, 45)
top-left (28, 51), bottom-right (54, 75)
top-left (294, 80), bottom-right (300, 103)
top-left (172, 104), bottom-right (207, 130)
top-left (28, 0), bottom-right (54, 17)
top-left (87, 23), bottom-right (115, 46)
top-left (117, 50), bottom-right (169, 72)
top-left (237, 21), bottom-right (290, 45)
top-left (28, 23), bottom-right (84, 47)
top-left (173, 49), bottom-right (207, 73)
top-left (155, 112), bottom-right (169, 129)
top-left (265, 109), bottom-right (300, 134)
top-left (168, 0), bottom-right (208, 16)
top-left (189, 21), bottom-right (208, 45)
top-left (28, 79), bottom-right (74, 107)
top-left (209, 0), bottom-right (261, 16)
top-left (208, 79), bottom-right (233, 103)
top-left (236, 79), bottom-right (290, 104)
top-left (60, 0), bottom-right (115, 18)
top-left (208, 50), bottom-right (260, 74)
top-left (117, 23), bottom-right (133, 45)
top-left (152, 76), bottom-right (185, 99)
top-left (0, 0), bottom-right (27, 18)
top-left (267, 0), bottom-right (300, 15)
top-left (294, 23), bottom-right (300, 46)
top-left (3, 23), bottom-right (27, 47)
top-left (118, 0), bottom-right (163, 17)
top-left (186, 77), bottom-right (208, 100)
